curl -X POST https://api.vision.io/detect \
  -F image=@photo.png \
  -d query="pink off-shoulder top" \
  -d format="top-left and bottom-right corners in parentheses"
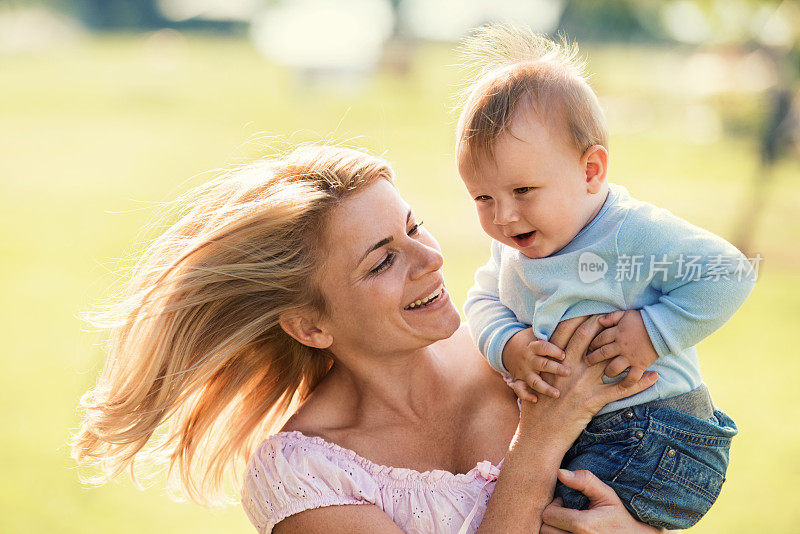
top-left (241, 430), bottom-right (503, 534)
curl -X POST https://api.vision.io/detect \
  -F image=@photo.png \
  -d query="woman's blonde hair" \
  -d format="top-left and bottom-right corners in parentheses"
top-left (71, 144), bottom-right (393, 505)
top-left (455, 24), bottom-right (608, 168)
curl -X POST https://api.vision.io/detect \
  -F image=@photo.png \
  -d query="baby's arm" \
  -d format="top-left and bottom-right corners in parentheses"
top-left (465, 240), bottom-right (569, 401)
top-left (586, 207), bottom-right (756, 380)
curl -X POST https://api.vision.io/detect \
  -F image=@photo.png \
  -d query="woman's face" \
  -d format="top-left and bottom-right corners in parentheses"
top-left (315, 179), bottom-right (461, 357)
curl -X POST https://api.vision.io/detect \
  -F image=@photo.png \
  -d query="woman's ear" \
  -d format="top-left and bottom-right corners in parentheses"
top-left (279, 310), bottom-right (333, 350)
top-left (581, 145), bottom-right (608, 194)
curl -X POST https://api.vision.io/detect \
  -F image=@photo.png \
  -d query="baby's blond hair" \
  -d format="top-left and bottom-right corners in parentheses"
top-left (456, 24), bottom-right (608, 168)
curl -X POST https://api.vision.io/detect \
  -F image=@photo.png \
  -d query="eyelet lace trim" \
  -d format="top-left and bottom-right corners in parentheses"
top-left (269, 430), bottom-right (503, 486)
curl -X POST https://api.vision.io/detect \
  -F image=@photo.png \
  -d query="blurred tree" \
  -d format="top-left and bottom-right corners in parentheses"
top-left (558, 0), bottom-right (665, 43)
top-left (733, 42), bottom-right (799, 256)
top-left (382, 0), bottom-right (413, 75)
top-left (34, 0), bottom-right (246, 31)
top-left (74, 0), bottom-right (166, 30)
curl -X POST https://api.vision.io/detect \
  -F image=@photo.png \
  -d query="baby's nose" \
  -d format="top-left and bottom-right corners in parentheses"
top-left (493, 202), bottom-right (519, 225)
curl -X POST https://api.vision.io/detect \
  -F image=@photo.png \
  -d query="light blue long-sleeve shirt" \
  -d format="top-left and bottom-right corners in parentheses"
top-left (464, 183), bottom-right (756, 414)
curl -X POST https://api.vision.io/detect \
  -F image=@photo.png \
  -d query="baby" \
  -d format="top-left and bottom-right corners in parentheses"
top-left (457, 26), bottom-right (756, 530)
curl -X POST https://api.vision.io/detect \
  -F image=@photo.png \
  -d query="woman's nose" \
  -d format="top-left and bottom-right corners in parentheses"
top-left (493, 200), bottom-right (519, 225)
top-left (409, 240), bottom-right (444, 280)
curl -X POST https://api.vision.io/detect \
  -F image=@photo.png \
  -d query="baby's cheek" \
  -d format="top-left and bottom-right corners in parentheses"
top-left (478, 216), bottom-right (497, 237)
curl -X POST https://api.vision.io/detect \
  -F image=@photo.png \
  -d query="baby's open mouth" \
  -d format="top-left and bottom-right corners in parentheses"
top-left (511, 231), bottom-right (536, 246)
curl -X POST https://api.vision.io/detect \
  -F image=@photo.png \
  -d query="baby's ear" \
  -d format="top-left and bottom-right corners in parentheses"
top-left (581, 145), bottom-right (608, 193)
top-left (279, 309), bottom-right (333, 349)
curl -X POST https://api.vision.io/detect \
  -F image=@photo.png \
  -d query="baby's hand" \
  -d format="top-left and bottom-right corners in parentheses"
top-left (502, 328), bottom-right (571, 402)
top-left (586, 310), bottom-right (660, 388)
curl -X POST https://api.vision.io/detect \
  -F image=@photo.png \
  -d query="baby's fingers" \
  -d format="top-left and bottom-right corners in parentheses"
top-left (510, 379), bottom-right (539, 403)
top-left (527, 354), bottom-right (571, 376)
top-left (589, 327), bottom-right (617, 351)
top-left (598, 310), bottom-right (624, 328)
top-left (524, 371), bottom-right (561, 398)
top-left (529, 339), bottom-right (566, 360)
top-left (621, 366), bottom-right (645, 388)
top-left (586, 342), bottom-right (622, 365)
top-left (604, 356), bottom-right (630, 378)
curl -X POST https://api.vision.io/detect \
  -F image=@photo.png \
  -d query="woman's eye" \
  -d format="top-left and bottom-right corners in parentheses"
top-left (514, 187), bottom-right (535, 195)
top-left (370, 253), bottom-right (395, 275)
top-left (368, 221), bottom-right (424, 276)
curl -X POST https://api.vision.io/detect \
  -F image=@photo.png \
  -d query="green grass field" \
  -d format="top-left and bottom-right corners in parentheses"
top-left (1, 34), bottom-right (798, 533)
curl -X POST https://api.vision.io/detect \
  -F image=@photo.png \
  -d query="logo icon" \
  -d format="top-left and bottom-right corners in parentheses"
top-left (578, 252), bottom-right (608, 283)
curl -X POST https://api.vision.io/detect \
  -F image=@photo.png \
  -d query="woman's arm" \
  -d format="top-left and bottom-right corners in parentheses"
top-left (274, 504), bottom-right (404, 534)
top-left (478, 316), bottom-right (658, 533)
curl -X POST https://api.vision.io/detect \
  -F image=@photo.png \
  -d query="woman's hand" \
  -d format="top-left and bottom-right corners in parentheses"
top-left (478, 316), bottom-right (657, 534)
top-left (541, 469), bottom-right (664, 534)
top-left (521, 315), bottom-right (658, 442)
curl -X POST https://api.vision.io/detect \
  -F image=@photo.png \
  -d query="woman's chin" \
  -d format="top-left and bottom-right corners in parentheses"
top-left (439, 307), bottom-right (463, 339)
top-left (403, 293), bottom-right (461, 340)
top-left (430, 300), bottom-right (463, 340)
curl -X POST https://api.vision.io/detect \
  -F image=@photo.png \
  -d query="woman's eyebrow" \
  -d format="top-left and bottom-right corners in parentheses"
top-left (357, 209), bottom-right (412, 266)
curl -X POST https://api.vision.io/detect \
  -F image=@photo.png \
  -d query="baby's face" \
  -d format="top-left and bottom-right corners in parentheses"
top-left (458, 114), bottom-right (597, 259)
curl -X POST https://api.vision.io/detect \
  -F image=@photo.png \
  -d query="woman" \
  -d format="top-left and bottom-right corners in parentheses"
top-left (72, 145), bottom-right (659, 533)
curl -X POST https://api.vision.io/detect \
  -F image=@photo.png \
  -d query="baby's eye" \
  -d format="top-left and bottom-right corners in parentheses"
top-left (408, 220), bottom-right (424, 236)
top-left (514, 187), bottom-right (535, 195)
top-left (474, 195), bottom-right (492, 202)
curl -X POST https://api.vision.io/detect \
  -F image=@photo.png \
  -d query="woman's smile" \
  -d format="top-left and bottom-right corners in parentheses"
top-left (403, 284), bottom-right (448, 311)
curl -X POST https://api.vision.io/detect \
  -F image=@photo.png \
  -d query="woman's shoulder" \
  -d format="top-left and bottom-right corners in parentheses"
top-left (244, 430), bottom-right (372, 479)
top-left (242, 431), bottom-right (381, 532)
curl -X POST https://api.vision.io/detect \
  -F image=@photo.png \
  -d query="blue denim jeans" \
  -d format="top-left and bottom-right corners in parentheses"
top-left (556, 385), bottom-right (737, 530)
